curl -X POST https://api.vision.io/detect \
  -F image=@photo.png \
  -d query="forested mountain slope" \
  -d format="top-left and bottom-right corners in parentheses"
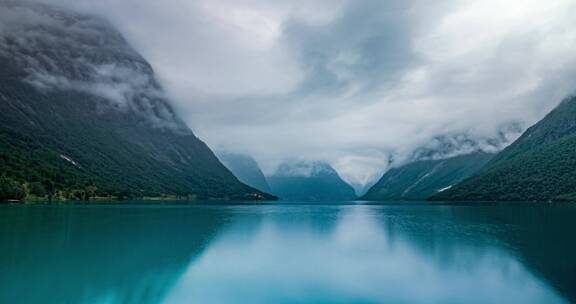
top-left (432, 96), bottom-right (576, 202)
top-left (0, 1), bottom-right (273, 201)
top-left (361, 152), bottom-right (493, 201)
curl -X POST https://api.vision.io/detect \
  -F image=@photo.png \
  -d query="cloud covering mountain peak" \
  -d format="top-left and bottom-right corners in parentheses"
top-left (0, 1), bottom-right (188, 132)
top-left (22, 0), bottom-right (576, 187)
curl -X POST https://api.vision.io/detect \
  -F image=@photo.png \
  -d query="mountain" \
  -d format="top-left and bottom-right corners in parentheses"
top-left (0, 1), bottom-right (274, 201)
top-left (432, 96), bottom-right (576, 202)
top-left (216, 151), bottom-right (271, 193)
top-left (351, 181), bottom-right (378, 198)
top-left (360, 152), bottom-right (494, 201)
top-left (268, 161), bottom-right (356, 201)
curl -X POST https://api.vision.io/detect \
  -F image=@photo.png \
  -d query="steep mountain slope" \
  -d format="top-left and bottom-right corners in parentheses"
top-left (360, 152), bottom-right (494, 201)
top-left (432, 96), bottom-right (576, 201)
top-left (268, 161), bottom-right (356, 201)
top-left (0, 1), bottom-right (273, 201)
top-left (216, 151), bottom-right (271, 193)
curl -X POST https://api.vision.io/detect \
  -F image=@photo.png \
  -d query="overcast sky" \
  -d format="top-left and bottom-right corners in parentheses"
top-left (39, 0), bottom-right (576, 187)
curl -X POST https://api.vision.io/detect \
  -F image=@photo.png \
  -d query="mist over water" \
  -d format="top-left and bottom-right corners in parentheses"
top-left (1, 203), bottom-right (574, 303)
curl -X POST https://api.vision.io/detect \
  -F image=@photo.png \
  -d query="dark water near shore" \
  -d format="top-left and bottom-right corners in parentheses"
top-left (1, 202), bottom-right (575, 303)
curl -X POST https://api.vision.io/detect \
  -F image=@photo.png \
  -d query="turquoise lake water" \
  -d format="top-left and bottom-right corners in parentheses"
top-left (1, 202), bottom-right (575, 303)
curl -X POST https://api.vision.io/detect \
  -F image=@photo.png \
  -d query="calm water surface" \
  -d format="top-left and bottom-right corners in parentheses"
top-left (1, 202), bottom-right (575, 303)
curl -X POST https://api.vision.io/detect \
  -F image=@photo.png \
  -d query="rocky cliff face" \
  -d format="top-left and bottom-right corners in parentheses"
top-left (0, 1), bottom-right (273, 200)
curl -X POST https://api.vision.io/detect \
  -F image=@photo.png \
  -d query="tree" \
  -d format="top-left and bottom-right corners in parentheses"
top-left (43, 179), bottom-right (55, 201)
top-left (29, 182), bottom-right (47, 197)
top-left (0, 177), bottom-right (26, 201)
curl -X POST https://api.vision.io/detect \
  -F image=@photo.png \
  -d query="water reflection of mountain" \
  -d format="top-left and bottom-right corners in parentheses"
top-left (446, 205), bottom-right (576, 303)
top-left (0, 204), bottom-right (574, 303)
top-left (369, 205), bottom-right (576, 303)
top-left (0, 205), bottom-right (229, 304)
top-left (164, 204), bottom-right (569, 303)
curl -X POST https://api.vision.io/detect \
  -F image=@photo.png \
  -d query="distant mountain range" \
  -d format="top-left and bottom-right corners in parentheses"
top-left (359, 129), bottom-right (521, 201)
top-left (433, 96), bottom-right (576, 202)
top-left (216, 151), bottom-right (271, 193)
top-left (362, 96), bottom-right (576, 203)
top-left (360, 96), bottom-right (576, 203)
top-left (360, 152), bottom-right (494, 201)
top-left (1, 2), bottom-right (573, 204)
top-left (268, 161), bottom-right (357, 201)
top-left (0, 1), bottom-right (274, 201)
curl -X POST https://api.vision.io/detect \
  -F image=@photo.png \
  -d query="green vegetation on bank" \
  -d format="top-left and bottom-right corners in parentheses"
top-left (0, 128), bottom-right (119, 201)
top-left (0, 129), bottom-right (163, 201)
top-left (0, 176), bottom-right (96, 202)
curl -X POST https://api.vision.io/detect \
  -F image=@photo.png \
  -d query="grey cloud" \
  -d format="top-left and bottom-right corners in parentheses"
top-left (18, 0), bottom-right (576, 187)
top-left (0, 1), bottom-right (188, 132)
top-left (283, 0), bottom-right (421, 96)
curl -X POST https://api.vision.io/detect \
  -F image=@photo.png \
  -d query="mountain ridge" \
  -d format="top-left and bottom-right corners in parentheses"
top-left (268, 161), bottom-right (357, 201)
top-left (216, 151), bottom-right (272, 193)
top-left (360, 152), bottom-right (494, 201)
top-left (0, 1), bottom-right (274, 201)
top-left (432, 95), bottom-right (576, 202)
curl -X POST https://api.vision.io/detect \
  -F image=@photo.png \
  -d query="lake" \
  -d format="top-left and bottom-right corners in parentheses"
top-left (1, 202), bottom-right (575, 303)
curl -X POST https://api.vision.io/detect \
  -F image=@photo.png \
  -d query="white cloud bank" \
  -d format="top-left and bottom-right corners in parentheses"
top-left (35, 0), bottom-right (576, 187)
